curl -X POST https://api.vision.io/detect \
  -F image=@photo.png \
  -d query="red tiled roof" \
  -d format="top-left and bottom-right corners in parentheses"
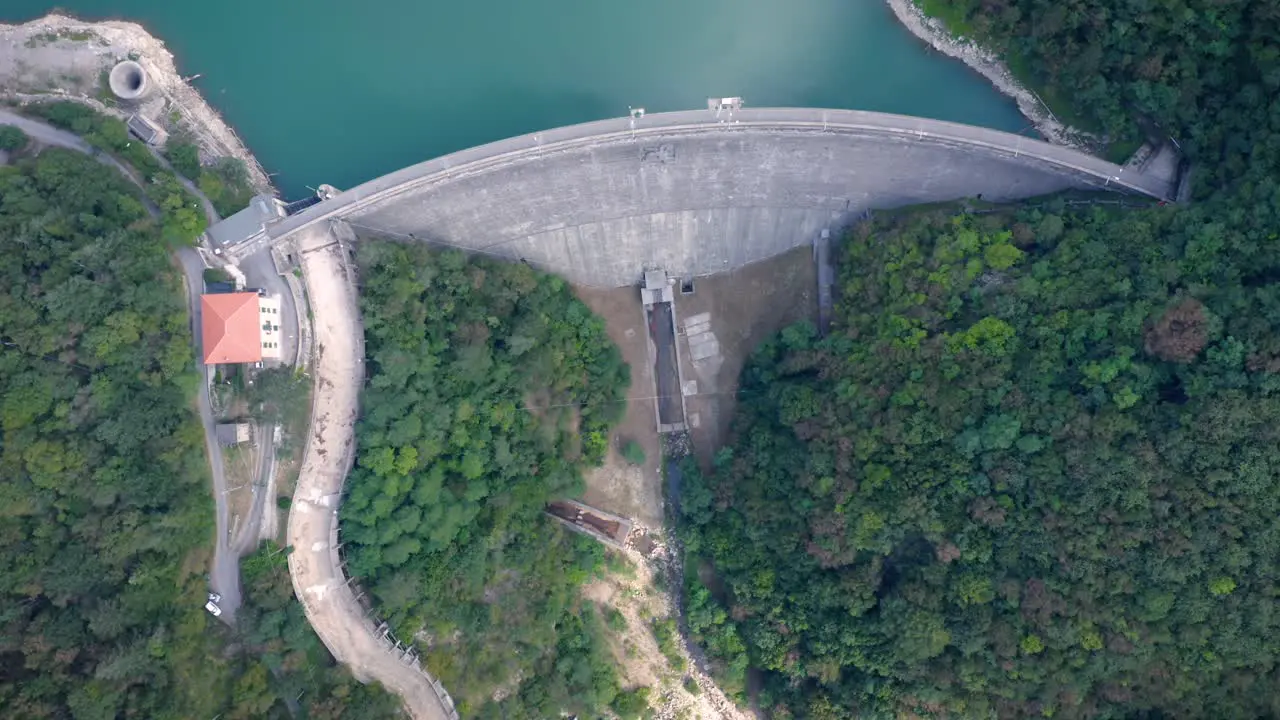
top-left (201, 292), bottom-right (262, 364)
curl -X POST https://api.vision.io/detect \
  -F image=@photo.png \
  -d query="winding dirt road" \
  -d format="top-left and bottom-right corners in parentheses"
top-left (286, 223), bottom-right (454, 720)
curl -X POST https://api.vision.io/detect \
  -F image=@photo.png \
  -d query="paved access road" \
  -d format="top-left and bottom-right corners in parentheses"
top-left (0, 109), bottom-right (138, 180)
top-left (178, 248), bottom-right (243, 621)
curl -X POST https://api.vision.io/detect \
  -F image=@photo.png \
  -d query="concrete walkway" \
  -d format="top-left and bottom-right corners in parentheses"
top-left (286, 223), bottom-right (455, 720)
top-left (259, 107), bottom-right (1175, 256)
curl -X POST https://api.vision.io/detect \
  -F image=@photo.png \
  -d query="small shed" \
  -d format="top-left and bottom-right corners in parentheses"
top-left (126, 113), bottom-right (169, 146)
top-left (215, 423), bottom-right (251, 447)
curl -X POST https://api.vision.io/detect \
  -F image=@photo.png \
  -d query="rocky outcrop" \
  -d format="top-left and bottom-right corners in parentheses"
top-left (884, 0), bottom-right (1089, 148)
top-left (0, 14), bottom-right (272, 192)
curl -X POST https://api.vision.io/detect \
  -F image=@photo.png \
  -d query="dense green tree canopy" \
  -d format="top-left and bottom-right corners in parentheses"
top-left (24, 102), bottom-right (209, 245)
top-left (0, 126), bottom-right (28, 152)
top-left (340, 242), bottom-right (633, 715)
top-left (678, 3), bottom-right (1280, 716)
top-left (924, 0), bottom-right (1280, 188)
top-left (0, 148), bottom-right (394, 719)
top-left (0, 148), bottom-right (216, 717)
top-left (683, 204), bottom-right (1280, 718)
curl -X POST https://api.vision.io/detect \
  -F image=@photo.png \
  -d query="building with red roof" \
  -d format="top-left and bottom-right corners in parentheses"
top-left (200, 292), bottom-right (283, 365)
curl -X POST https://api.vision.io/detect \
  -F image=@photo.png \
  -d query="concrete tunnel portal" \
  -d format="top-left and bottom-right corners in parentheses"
top-left (261, 107), bottom-right (1172, 287)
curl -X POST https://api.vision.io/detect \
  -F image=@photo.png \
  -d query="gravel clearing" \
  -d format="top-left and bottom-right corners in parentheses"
top-left (884, 0), bottom-right (1090, 149)
top-left (0, 13), bottom-right (272, 192)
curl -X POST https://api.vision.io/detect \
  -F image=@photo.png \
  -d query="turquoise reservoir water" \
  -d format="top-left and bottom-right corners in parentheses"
top-left (4, 1), bottom-right (1030, 196)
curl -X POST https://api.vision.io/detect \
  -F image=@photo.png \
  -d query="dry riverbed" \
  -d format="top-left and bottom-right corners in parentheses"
top-left (588, 539), bottom-right (753, 720)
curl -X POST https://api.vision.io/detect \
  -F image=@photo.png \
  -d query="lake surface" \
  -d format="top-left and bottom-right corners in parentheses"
top-left (4, 1), bottom-right (1030, 197)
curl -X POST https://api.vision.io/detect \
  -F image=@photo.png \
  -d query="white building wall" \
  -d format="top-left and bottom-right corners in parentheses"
top-left (258, 295), bottom-right (283, 360)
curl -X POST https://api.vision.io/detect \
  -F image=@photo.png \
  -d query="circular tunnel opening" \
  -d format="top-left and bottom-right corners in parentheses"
top-left (108, 60), bottom-right (149, 100)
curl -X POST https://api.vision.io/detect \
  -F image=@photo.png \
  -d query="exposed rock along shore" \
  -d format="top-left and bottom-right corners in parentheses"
top-left (0, 13), bottom-right (273, 193)
top-left (884, 0), bottom-right (1087, 149)
top-left (0, 7), bottom-right (1087, 198)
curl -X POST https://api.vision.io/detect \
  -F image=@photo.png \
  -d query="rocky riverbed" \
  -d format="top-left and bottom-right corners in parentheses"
top-left (0, 13), bottom-right (272, 192)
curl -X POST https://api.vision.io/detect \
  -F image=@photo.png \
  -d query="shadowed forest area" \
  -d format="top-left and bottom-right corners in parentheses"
top-left (340, 242), bottom-right (649, 718)
top-left (679, 1), bottom-right (1280, 717)
top-left (0, 145), bottom-right (394, 718)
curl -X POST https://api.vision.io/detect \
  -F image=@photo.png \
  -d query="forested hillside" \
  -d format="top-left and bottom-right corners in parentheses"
top-left (340, 243), bottom-right (647, 717)
top-left (919, 0), bottom-right (1280, 187)
top-left (678, 2), bottom-right (1280, 717)
top-left (0, 146), bottom-right (219, 717)
top-left (0, 144), bottom-right (392, 718)
top-left (683, 204), bottom-right (1280, 717)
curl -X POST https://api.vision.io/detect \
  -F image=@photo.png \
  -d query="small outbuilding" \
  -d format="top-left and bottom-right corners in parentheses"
top-left (215, 423), bottom-right (251, 447)
top-left (641, 269), bottom-right (673, 306)
top-left (206, 195), bottom-right (287, 251)
top-left (126, 113), bottom-right (168, 146)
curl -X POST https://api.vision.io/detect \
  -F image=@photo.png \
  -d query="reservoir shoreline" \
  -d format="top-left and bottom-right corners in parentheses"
top-left (883, 0), bottom-right (1085, 147)
top-left (0, 13), bottom-right (273, 192)
top-left (1, 4), bottom-right (1059, 198)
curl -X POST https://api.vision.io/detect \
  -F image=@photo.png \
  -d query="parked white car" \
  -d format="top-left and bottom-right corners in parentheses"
top-left (205, 599), bottom-right (222, 617)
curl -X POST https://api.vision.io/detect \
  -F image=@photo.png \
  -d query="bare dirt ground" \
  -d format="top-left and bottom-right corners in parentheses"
top-left (584, 542), bottom-right (752, 720)
top-left (0, 14), bottom-right (272, 190)
top-left (673, 246), bottom-right (818, 468)
top-left (223, 443), bottom-right (259, 543)
top-left (578, 252), bottom-right (817, 719)
top-left (574, 285), bottom-right (665, 530)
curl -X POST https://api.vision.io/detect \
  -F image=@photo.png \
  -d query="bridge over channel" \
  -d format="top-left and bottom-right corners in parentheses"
top-left (236, 107), bottom-right (1173, 287)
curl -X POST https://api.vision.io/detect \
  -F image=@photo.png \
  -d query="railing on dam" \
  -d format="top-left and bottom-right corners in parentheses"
top-left (254, 107), bottom-right (1172, 254)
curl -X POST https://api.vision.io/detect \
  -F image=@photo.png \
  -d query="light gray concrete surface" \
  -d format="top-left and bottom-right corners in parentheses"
top-left (251, 108), bottom-right (1173, 287)
top-left (286, 223), bottom-right (455, 720)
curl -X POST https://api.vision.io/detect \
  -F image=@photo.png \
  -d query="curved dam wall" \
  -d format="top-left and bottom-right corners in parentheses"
top-left (269, 108), bottom-right (1169, 288)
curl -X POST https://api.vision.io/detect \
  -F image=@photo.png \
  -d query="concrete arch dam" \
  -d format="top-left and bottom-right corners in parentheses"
top-left (268, 108), bottom-right (1171, 287)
